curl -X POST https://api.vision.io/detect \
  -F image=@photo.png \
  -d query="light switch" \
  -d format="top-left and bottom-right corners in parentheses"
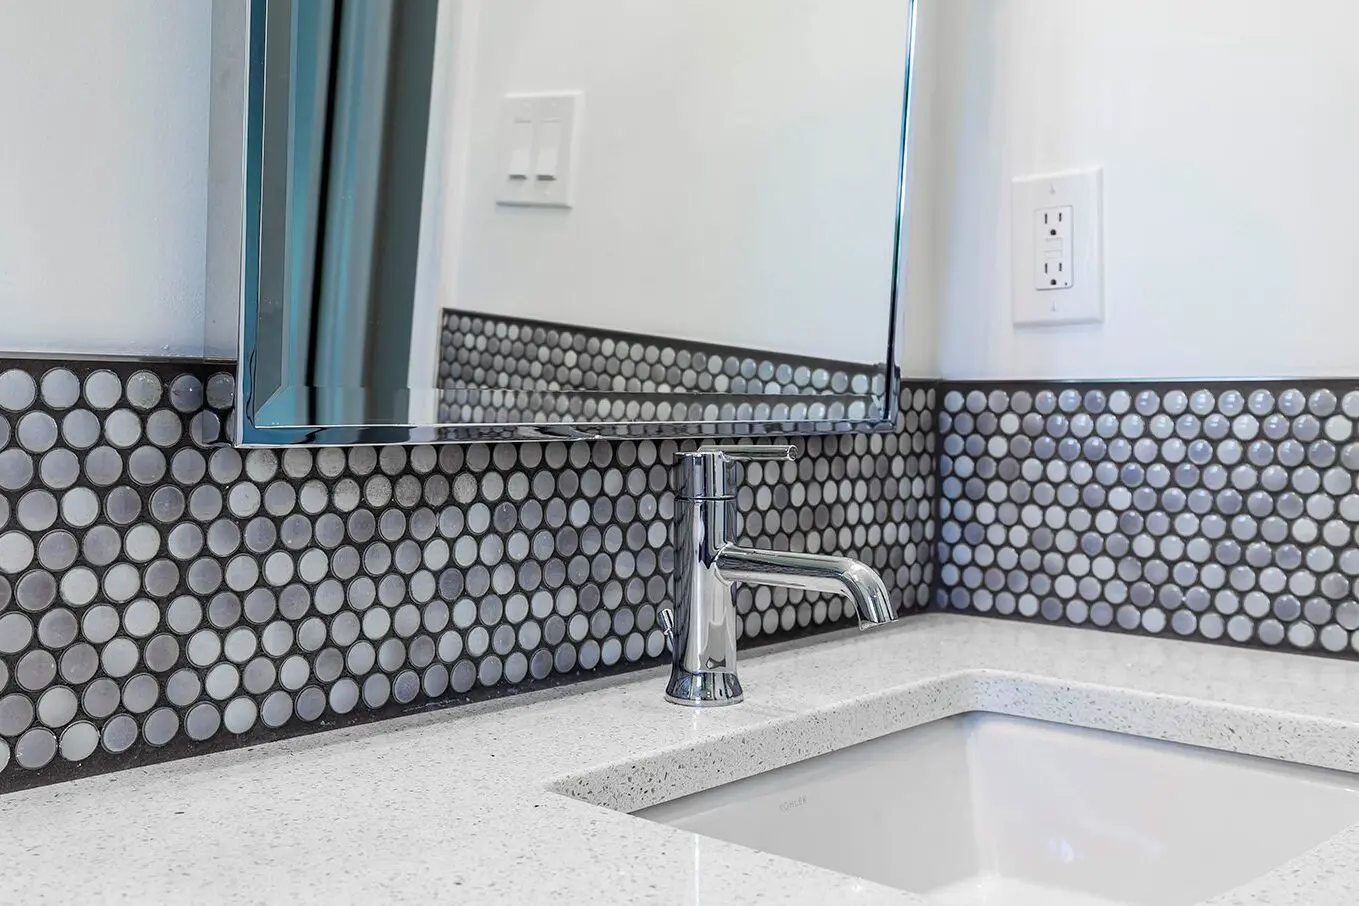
top-left (507, 119), bottom-right (534, 179)
top-left (535, 120), bottom-right (563, 180)
top-left (496, 91), bottom-right (583, 208)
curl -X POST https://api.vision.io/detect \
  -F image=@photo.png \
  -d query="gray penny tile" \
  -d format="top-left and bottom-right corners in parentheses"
top-left (938, 381), bottom-right (1359, 661)
top-left (47, 361), bottom-right (1358, 798)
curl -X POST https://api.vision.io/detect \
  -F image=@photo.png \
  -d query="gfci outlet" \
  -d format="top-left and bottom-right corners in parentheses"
top-left (1035, 206), bottom-right (1073, 290)
top-left (1012, 168), bottom-right (1102, 326)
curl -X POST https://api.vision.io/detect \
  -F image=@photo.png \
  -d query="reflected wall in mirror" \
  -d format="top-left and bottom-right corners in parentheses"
top-left (239, 0), bottom-right (917, 445)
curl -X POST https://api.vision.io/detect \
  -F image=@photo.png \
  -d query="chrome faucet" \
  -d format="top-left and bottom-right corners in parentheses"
top-left (657, 445), bottom-right (898, 707)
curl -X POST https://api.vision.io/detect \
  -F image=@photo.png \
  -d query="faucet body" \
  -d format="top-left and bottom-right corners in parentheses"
top-left (660, 446), bottom-right (898, 707)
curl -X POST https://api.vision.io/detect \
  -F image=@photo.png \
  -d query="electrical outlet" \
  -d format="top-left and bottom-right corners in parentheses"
top-left (1035, 205), bottom-right (1073, 290)
top-left (1012, 169), bottom-right (1102, 326)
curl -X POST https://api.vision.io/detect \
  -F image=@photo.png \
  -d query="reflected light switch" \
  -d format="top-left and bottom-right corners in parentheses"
top-left (497, 91), bottom-right (582, 208)
top-left (536, 120), bottom-right (562, 180)
top-left (507, 120), bottom-right (534, 179)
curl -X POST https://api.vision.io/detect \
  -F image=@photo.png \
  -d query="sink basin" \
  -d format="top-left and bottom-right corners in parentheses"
top-left (636, 713), bottom-right (1359, 905)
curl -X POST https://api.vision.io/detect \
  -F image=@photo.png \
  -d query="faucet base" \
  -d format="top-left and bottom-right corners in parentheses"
top-left (665, 669), bottom-right (744, 707)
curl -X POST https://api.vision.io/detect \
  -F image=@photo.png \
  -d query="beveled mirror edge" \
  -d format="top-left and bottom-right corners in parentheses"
top-left (230, 378), bottom-right (902, 448)
top-left (234, 0), bottom-right (919, 448)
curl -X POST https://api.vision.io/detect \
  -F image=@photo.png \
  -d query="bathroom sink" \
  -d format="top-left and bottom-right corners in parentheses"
top-left (636, 713), bottom-right (1359, 906)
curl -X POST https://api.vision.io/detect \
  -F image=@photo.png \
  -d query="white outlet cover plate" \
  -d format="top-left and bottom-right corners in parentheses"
top-left (1011, 168), bottom-right (1103, 327)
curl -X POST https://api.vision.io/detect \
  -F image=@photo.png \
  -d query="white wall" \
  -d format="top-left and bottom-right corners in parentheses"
top-left (0, 1), bottom-right (233, 358)
top-left (929, 0), bottom-right (1359, 380)
top-left (445, 0), bottom-right (911, 367)
top-left (18, 1), bottom-right (1353, 386)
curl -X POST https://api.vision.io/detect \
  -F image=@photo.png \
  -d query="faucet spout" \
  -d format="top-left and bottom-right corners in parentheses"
top-left (716, 547), bottom-right (898, 628)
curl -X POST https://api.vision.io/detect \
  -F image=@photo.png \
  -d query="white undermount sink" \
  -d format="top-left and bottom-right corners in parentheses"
top-left (636, 714), bottom-right (1359, 906)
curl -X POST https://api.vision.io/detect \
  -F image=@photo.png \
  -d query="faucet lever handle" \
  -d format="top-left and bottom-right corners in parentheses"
top-left (658, 608), bottom-right (677, 653)
top-left (694, 444), bottom-right (799, 462)
top-left (676, 445), bottom-right (799, 498)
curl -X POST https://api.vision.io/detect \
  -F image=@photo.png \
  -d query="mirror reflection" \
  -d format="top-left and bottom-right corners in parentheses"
top-left (241, 0), bottom-right (915, 444)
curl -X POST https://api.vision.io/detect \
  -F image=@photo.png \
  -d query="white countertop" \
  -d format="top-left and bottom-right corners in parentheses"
top-left (6, 614), bottom-right (1359, 905)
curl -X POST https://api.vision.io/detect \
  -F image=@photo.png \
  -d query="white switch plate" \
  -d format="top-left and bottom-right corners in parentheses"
top-left (496, 92), bottom-right (583, 209)
top-left (1012, 168), bottom-right (1102, 326)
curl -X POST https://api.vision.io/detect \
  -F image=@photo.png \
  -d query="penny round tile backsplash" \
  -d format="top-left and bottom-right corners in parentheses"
top-left (936, 382), bottom-right (1359, 654)
top-left (11, 361), bottom-right (1359, 795)
top-left (440, 311), bottom-right (887, 400)
top-left (438, 311), bottom-right (889, 427)
top-left (0, 358), bottom-right (935, 791)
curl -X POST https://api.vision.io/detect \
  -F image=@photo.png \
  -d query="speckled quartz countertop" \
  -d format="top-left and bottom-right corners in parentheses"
top-left (6, 614), bottom-right (1359, 905)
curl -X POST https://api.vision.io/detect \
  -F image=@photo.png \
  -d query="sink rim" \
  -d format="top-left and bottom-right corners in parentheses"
top-left (548, 667), bottom-right (1359, 906)
top-left (633, 709), bottom-right (1359, 905)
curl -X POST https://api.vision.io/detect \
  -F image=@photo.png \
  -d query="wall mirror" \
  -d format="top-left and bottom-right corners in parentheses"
top-left (237, 0), bottom-right (918, 445)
